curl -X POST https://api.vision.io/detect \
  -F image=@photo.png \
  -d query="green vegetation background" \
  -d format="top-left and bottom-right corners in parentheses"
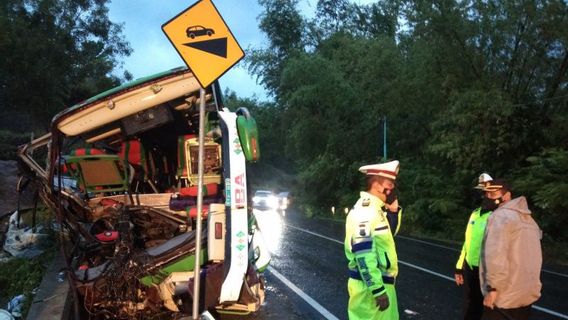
top-left (1, 0), bottom-right (567, 264)
top-left (232, 0), bottom-right (568, 264)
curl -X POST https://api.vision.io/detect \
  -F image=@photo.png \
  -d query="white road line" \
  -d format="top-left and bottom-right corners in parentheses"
top-left (540, 269), bottom-right (568, 278)
top-left (286, 223), bottom-right (568, 320)
top-left (287, 224), bottom-right (343, 245)
top-left (397, 260), bottom-right (455, 281)
top-left (397, 235), bottom-right (461, 252)
top-left (532, 306), bottom-right (568, 320)
top-left (397, 234), bottom-right (568, 278)
top-left (267, 266), bottom-right (340, 320)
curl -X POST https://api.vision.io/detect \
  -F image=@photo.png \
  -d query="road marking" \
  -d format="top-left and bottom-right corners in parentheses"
top-left (397, 261), bottom-right (454, 281)
top-left (397, 235), bottom-right (460, 252)
top-left (287, 224), bottom-right (343, 245)
top-left (396, 235), bottom-right (568, 278)
top-left (286, 223), bottom-right (568, 320)
top-left (267, 266), bottom-right (340, 320)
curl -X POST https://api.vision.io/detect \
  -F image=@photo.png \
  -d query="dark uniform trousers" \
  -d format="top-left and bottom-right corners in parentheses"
top-left (463, 262), bottom-right (483, 320)
top-left (481, 305), bottom-right (531, 320)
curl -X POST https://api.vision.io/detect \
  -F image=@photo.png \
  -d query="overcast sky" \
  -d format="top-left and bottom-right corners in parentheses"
top-left (108, 0), bottom-right (373, 101)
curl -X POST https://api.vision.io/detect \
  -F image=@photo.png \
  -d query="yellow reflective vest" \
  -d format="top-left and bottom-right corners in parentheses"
top-left (456, 207), bottom-right (492, 270)
top-left (345, 192), bottom-right (401, 297)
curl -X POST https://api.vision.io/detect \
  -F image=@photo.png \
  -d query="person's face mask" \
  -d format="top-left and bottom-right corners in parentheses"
top-left (384, 188), bottom-right (397, 205)
top-left (481, 196), bottom-right (504, 211)
top-left (381, 181), bottom-right (397, 205)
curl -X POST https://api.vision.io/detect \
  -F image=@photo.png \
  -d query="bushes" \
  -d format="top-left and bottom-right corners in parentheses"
top-left (0, 130), bottom-right (29, 160)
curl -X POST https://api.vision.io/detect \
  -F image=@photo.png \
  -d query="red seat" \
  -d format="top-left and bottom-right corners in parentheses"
top-left (119, 139), bottom-right (146, 166)
top-left (179, 183), bottom-right (218, 197)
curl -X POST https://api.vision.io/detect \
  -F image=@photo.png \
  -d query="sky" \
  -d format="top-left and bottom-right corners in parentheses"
top-left (107, 0), bottom-right (374, 101)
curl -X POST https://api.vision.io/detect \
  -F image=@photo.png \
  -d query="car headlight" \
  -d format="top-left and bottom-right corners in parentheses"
top-left (268, 196), bottom-right (279, 208)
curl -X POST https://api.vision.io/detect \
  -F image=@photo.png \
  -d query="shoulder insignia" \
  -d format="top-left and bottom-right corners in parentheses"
top-left (362, 198), bottom-right (370, 207)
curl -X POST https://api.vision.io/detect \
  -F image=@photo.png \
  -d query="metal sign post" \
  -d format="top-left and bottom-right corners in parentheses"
top-left (162, 1), bottom-right (246, 318)
top-left (192, 87), bottom-right (206, 319)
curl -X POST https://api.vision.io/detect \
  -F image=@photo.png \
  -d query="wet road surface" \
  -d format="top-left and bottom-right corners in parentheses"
top-left (226, 208), bottom-right (568, 320)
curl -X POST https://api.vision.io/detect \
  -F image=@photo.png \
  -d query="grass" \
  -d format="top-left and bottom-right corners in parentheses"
top-left (0, 249), bottom-right (57, 318)
top-left (0, 207), bottom-right (57, 318)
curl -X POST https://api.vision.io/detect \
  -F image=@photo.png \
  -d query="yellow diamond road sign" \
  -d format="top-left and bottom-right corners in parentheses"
top-left (162, 0), bottom-right (245, 89)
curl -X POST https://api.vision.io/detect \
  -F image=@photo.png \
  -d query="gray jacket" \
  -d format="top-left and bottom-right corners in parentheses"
top-left (480, 196), bottom-right (542, 308)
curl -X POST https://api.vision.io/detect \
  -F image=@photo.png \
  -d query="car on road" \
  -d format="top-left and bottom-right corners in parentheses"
top-left (277, 191), bottom-right (291, 210)
top-left (252, 190), bottom-right (279, 209)
top-left (186, 25), bottom-right (215, 39)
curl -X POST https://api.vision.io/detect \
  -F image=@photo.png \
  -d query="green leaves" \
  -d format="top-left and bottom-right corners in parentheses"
top-left (0, 0), bottom-right (131, 132)
top-left (245, 0), bottom-right (568, 248)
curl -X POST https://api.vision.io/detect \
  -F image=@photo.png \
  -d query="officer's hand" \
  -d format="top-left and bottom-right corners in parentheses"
top-left (375, 293), bottom-right (390, 311)
top-left (454, 273), bottom-right (464, 286)
top-left (385, 199), bottom-right (399, 213)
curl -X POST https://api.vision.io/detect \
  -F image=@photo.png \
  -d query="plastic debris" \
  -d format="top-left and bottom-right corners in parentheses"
top-left (2, 211), bottom-right (48, 258)
top-left (57, 271), bottom-right (66, 283)
top-left (0, 309), bottom-right (15, 320)
top-left (6, 295), bottom-right (24, 318)
top-left (404, 309), bottom-right (419, 315)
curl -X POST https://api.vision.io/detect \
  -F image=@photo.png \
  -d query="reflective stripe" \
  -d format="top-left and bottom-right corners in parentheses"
top-left (382, 276), bottom-right (395, 284)
top-left (352, 236), bottom-right (371, 244)
top-left (348, 269), bottom-right (396, 285)
top-left (352, 241), bottom-right (372, 253)
top-left (372, 286), bottom-right (385, 295)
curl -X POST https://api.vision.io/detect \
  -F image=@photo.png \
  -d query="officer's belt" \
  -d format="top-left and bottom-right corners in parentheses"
top-left (348, 269), bottom-right (395, 285)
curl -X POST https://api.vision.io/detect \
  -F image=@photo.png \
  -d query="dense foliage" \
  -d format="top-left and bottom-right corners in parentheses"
top-left (0, 0), bottom-right (132, 132)
top-left (245, 0), bottom-right (568, 255)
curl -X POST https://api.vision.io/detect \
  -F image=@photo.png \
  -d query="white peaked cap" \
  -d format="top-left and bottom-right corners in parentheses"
top-left (475, 173), bottom-right (493, 189)
top-left (359, 160), bottom-right (400, 180)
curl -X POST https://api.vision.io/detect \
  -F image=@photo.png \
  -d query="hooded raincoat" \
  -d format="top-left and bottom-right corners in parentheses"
top-left (480, 196), bottom-right (542, 309)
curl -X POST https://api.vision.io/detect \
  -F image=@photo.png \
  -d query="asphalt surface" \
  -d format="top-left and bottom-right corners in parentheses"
top-left (230, 207), bottom-right (568, 320)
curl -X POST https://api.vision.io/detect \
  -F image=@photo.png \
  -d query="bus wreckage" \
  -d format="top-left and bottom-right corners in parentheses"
top-left (17, 67), bottom-right (270, 318)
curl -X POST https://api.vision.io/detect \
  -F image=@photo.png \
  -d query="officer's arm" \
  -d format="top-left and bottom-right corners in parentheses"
top-left (455, 243), bottom-right (466, 273)
top-left (386, 207), bottom-right (402, 236)
top-left (352, 221), bottom-right (386, 298)
top-left (455, 213), bottom-right (473, 273)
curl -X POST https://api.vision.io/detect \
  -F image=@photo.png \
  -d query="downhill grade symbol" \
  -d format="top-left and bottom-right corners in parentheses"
top-left (162, 0), bottom-right (244, 88)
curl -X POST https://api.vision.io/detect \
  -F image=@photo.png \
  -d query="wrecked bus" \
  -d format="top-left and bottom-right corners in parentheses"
top-left (17, 66), bottom-right (270, 318)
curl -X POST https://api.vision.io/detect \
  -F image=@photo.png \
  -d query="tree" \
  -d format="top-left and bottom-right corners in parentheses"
top-left (247, 0), bottom-right (568, 253)
top-left (246, 0), bottom-right (305, 96)
top-left (0, 0), bottom-right (132, 132)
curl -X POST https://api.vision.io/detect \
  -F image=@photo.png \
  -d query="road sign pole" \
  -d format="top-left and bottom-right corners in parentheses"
top-left (192, 87), bottom-right (206, 319)
top-left (383, 116), bottom-right (387, 160)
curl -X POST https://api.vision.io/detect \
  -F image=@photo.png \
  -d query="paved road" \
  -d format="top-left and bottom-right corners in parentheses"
top-left (231, 208), bottom-right (568, 320)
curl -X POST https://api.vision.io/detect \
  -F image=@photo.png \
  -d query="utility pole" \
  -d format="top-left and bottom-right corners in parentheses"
top-left (383, 117), bottom-right (387, 160)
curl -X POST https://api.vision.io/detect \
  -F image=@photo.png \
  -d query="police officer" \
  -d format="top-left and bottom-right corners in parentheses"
top-left (345, 160), bottom-right (402, 320)
top-left (455, 173), bottom-right (494, 320)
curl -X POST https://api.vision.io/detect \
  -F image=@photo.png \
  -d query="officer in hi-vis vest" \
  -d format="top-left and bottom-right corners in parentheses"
top-left (455, 173), bottom-right (494, 320)
top-left (345, 160), bottom-right (402, 320)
